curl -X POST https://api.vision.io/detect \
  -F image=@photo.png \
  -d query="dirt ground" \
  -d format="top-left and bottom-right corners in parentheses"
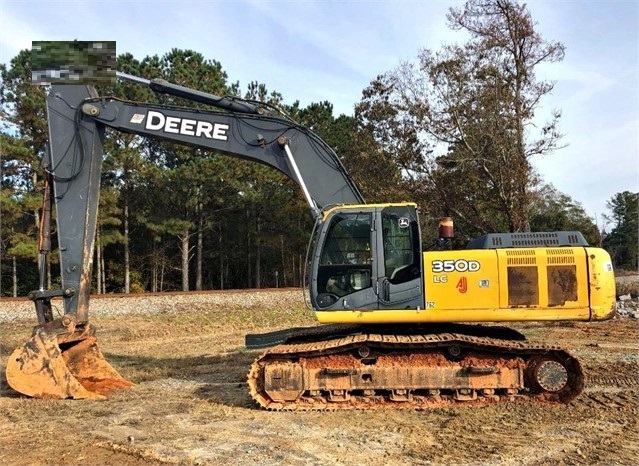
top-left (1, 289), bottom-right (637, 466)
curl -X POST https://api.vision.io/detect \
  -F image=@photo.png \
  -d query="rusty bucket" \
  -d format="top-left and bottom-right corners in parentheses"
top-left (6, 325), bottom-right (133, 399)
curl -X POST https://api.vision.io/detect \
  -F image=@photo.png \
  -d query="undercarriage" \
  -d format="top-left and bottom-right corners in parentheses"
top-left (247, 324), bottom-right (583, 410)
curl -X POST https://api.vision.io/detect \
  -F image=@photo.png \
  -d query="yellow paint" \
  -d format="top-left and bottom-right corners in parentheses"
top-left (585, 247), bottom-right (617, 320)
top-left (315, 307), bottom-right (593, 324)
top-left (314, 245), bottom-right (616, 324)
top-left (423, 249), bottom-right (500, 310)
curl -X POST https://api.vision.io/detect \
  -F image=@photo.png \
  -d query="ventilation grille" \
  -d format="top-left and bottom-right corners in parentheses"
top-left (505, 249), bottom-right (536, 265)
top-left (502, 233), bottom-right (562, 248)
top-left (546, 249), bottom-right (575, 264)
top-left (466, 231), bottom-right (589, 249)
top-left (505, 250), bottom-right (535, 256)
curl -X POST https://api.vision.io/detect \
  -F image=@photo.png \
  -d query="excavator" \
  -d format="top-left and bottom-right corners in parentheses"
top-left (5, 72), bottom-right (616, 409)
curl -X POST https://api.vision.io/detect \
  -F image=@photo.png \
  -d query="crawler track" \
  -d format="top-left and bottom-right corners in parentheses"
top-left (247, 324), bottom-right (584, 410)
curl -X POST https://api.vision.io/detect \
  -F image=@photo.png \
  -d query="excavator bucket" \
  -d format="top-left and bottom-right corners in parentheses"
top-left (5, 327), bottom-right (133, 399)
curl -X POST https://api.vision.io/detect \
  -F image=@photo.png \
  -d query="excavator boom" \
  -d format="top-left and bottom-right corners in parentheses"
top-left (41, 77), bottom-right (365, 327)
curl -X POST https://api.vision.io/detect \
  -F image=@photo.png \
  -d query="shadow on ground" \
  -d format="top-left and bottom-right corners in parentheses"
top-left (105, 350), bottom-right (259, 407)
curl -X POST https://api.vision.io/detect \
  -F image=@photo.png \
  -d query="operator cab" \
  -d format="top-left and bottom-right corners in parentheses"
top-left (310, 203), bottom-right (424, 311)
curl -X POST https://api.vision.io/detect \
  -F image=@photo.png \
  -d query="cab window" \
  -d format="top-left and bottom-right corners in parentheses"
top-left (318, 213), bottom-right (372, 297)
top-left (382, 209), bottom-right (420, 284)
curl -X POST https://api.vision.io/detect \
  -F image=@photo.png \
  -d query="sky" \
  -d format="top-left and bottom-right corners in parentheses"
top-left (1, 0), bottom-right (637, 226)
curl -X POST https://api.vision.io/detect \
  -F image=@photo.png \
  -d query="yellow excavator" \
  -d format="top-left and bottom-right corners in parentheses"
top-left (6, 73), bottom-right (616, 408)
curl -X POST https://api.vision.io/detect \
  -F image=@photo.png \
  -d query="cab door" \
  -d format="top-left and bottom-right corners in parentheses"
top-left (376, 206), bottom-right (424, 310)
top-left (312, 210), bottom-right (378, 310)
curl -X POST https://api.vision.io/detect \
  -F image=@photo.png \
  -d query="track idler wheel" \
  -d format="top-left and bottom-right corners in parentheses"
top-left (525, 354), bottom-right (582, 402)
top-left (532, 360), bottom-right (568, 392)
top-left (5, 322), bottom-right (133, 399)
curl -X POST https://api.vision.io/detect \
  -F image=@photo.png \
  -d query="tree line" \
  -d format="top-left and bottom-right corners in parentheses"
top-left (1, 0), bottom-right (636, 297)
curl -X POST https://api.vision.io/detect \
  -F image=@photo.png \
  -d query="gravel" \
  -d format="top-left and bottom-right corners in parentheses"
top-left (0, 289), bottom-right (307, 324)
